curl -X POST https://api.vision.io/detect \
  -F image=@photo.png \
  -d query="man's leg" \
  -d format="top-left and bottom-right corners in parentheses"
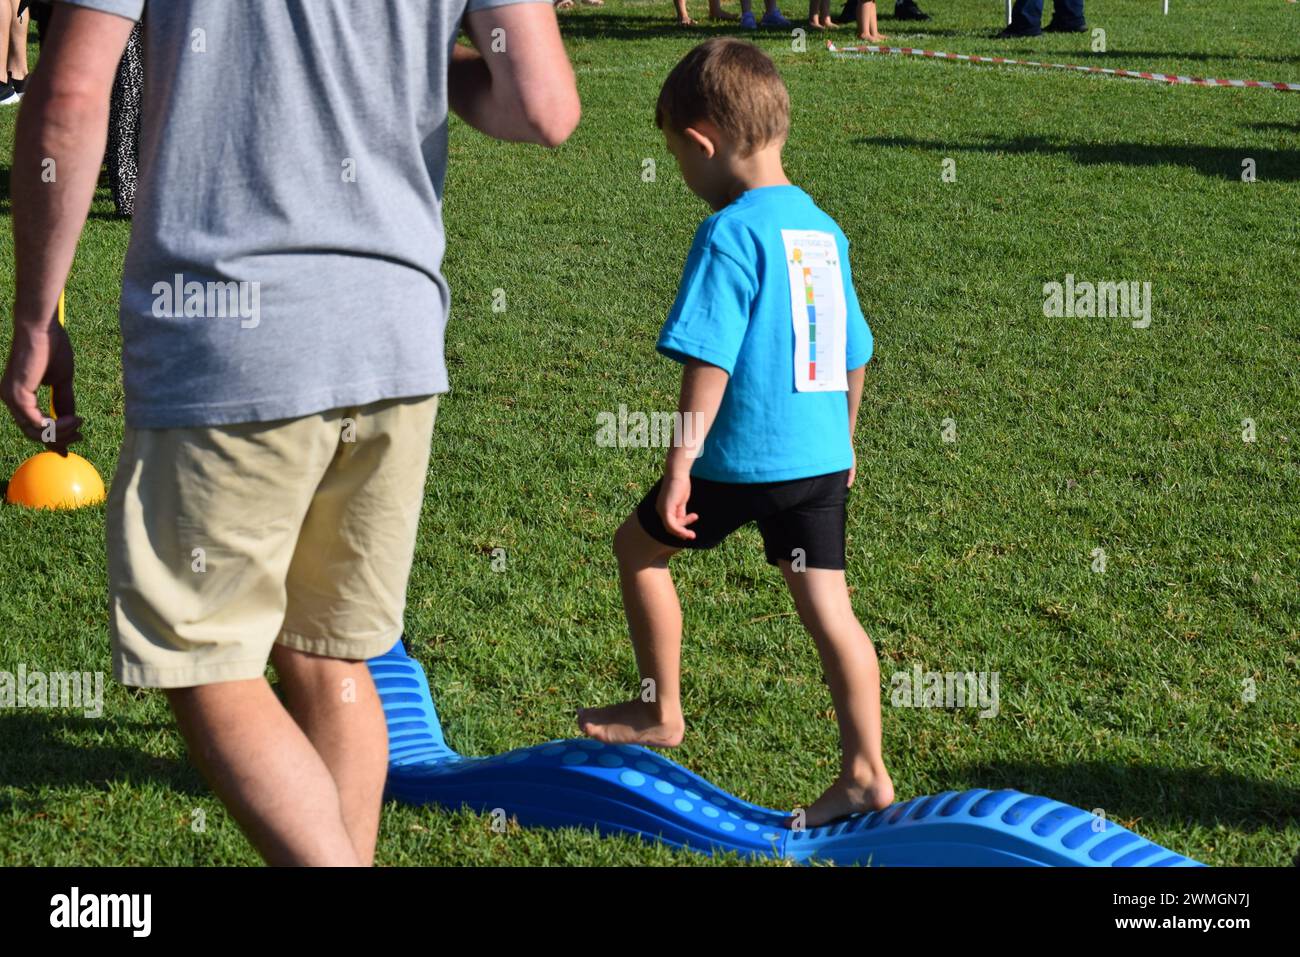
top-left (270, 395), bottom-right (440, 862)
top-left (577, 513), bottom-right (685, 746)
top-left (779, 564), bottom-right (893, 827)
top-left (165, 679), bottom-right (362, 866)
top-left (270, 646), bottom-right (388, 864)
top-left (108, 413), bottom-right (362, 866)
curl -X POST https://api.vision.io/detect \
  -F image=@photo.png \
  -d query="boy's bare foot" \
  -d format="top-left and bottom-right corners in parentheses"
top-left (809, 18), bottom-right (826, 29)
top-left (709, 6), bottom-right (740, 19)
top-left (577, 700), bottom-right (685, 748)
top-left (797, 766), bottom-right (895, 828)
top-left (678, 15), bottom-right (696, 24)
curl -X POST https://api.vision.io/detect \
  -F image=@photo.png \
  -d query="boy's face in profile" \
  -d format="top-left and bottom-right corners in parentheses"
top-left (663, 121), bottom-right (786, 212)
top-left (663, 123), bottom-right (729, 211)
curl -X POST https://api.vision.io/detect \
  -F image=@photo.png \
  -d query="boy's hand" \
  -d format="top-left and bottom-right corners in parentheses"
top-left (657, 473), bottom-right (698, 540)
top-left (847, 450), bottom-right (856, 488)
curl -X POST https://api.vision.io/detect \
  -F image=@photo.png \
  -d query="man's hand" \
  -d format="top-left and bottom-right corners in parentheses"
top-left (657, 473), bottom-right (698, 540)
top-left (1, 318), bottom-right (83, 451)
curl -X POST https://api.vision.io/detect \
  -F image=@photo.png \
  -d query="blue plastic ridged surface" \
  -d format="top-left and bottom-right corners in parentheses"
top-left (369, 640), bottom-right (1204, 867)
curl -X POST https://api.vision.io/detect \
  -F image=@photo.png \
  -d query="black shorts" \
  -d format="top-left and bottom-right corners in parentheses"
top-left (636, 469), bottom-right (851, 570)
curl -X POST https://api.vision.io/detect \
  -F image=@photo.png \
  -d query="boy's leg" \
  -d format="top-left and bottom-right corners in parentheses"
top-left (577, 513), bottom-right (685, 746)
top-left (778, 563), bottom-right (893, 826)
top-left (165, 679), bottom-right (363, 866)
top-left (269, 646), bottom-right (388, 864)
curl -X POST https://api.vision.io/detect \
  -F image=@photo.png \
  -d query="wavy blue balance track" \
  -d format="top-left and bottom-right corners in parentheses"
top-left (369, 639), bottom-right (1203, 867)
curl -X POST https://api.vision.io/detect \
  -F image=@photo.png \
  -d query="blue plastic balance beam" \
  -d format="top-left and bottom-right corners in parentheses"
top-left (368, 639), bottom-right (1203, 867)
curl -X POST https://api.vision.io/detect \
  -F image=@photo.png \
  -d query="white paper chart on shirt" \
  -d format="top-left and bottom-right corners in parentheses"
top-left (781, 229), bottom-right (848, 393)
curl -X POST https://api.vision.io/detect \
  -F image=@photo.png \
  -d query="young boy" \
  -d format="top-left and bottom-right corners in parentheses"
top-left (578, 38), bottom-right (892, 827)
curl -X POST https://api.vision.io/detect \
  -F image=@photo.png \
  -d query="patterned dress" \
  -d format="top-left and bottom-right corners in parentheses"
top-left (105, 21), bottom-right (144, 218)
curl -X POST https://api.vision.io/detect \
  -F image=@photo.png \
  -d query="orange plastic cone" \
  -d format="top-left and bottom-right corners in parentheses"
top-left (5, 450), bottom-right (106, 509)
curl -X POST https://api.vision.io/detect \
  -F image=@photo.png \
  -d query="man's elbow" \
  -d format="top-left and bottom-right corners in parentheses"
top-left (23, 75), bottom-right (108, 131)
top-left (524, 91), bottom-right (580, 148)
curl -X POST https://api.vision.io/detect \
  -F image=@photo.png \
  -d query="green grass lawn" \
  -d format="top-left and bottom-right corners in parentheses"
top-left (1, 0), bottom-right (1297, 866)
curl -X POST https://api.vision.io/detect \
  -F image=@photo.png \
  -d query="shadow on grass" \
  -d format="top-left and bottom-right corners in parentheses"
top-left (956, 758), bottom-right (1300, 836)
top-left (1248, 120), bottom-right (1300, 133)
top-left (854, 134), bottom-right (1300, 181)
top-left (0, 712), bottom-right (206, 804)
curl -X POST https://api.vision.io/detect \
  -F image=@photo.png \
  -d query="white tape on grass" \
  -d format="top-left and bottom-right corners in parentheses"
top-left (827, 41), bottom-right (1300, 93)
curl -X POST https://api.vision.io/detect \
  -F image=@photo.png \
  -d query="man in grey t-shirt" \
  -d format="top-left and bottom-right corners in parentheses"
top-left (1, 0), bottom-right (577, 864)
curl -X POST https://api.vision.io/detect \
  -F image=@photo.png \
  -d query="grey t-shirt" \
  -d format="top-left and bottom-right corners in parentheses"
top-left (59, 0), bottom-right (533, 428)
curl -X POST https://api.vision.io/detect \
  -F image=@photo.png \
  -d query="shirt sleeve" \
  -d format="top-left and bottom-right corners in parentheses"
top-left (843, 252), bottom-right (873, 371)
top-left (52, 0), bottom-right (144, 20)
top-left (657, 241), bottom-right (756, 376)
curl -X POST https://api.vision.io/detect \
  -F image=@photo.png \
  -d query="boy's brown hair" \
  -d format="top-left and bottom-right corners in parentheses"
top-left (655, 39), bottom-right (790, 157)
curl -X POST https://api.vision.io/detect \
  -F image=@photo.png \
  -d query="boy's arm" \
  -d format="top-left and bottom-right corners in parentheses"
top-left (659, 359), bottom-right (729, 540)
top-left (846, 364), bottom-right (866, 487)
top-left (451, 4), bottom-right (580, 147)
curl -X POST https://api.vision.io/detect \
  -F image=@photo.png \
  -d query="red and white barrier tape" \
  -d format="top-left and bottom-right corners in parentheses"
top-left (826, 40), bottom-right (1300, 93)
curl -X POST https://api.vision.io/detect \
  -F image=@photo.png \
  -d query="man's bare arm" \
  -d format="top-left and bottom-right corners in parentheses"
top-left (450, 3), bottom-right (579, 146)
top-left (12, 5), bottom-right (133, 329)
top-left (1, 5), bottom-right (134, 445)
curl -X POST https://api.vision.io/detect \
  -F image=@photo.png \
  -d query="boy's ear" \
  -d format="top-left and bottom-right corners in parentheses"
top-left (682, 125), bottom-right (716, 159)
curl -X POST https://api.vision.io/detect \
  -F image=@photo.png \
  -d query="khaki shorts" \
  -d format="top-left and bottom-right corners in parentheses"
top-left (107, 395), bottom-right (439, 688)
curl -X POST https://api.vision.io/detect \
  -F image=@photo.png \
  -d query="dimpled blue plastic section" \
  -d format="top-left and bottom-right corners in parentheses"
top-left (369, 640), bottom-right (1205, 867)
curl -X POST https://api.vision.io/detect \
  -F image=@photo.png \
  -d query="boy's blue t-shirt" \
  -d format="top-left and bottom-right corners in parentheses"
top-left (657, 185), bottom-right (873, 484)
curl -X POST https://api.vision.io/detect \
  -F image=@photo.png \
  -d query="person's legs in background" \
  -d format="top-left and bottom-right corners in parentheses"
top-left (1045, 0), bottom-right (1086, 32)
top-left (739, 0), bottom-right (790, 28)
top-left (0, 1), bottom-right (17, 105)
top-left (1000, 0), bottom-right (1044, 37)
top-left (842, 1), bottom-right (928, 26)
top-left (892, 0), bottom-right (929, 21)
top-left (6, 1), bottom-right (28, 95)
top-left (857, 0), bottom-right (888, 41)
top-left (760, 0), bottom-right (790, 27)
